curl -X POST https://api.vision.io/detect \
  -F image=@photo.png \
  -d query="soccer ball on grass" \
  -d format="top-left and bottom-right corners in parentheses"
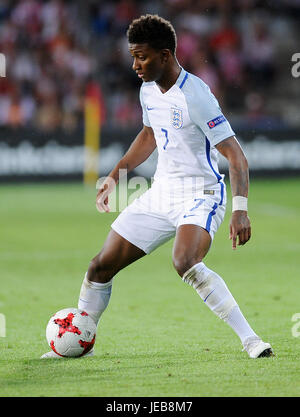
top-left (46, 308), bottom-right (96, 357)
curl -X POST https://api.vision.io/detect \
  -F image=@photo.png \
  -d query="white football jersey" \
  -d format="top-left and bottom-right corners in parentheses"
top-left (140, 68), bottom-right (235, 196)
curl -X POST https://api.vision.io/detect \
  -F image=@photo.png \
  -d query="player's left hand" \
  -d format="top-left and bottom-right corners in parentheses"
top-left (229, 211), bottom-right (251, 250)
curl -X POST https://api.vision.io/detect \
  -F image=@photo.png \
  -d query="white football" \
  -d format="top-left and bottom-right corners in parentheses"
top-left (46, 308), bottom-right (96, 357)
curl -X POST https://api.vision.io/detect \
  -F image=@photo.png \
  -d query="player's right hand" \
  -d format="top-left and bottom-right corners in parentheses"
top-left (96, 177), bottom-right (116, 213)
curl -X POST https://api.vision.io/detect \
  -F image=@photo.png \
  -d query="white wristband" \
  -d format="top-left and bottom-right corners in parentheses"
top-left (232, 196), bottom-right (248, 212)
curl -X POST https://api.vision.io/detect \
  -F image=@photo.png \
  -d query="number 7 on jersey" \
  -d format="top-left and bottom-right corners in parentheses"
top-left (161, 128), bottom-right (169, 150)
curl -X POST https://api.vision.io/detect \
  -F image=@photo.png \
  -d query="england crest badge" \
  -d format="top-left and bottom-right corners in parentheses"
top-left (171, 107), bottom-right (183, 129)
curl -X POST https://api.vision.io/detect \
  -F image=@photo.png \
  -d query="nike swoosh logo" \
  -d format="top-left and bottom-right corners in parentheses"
top-left (183, 214), bottom-right (196, 218)
top-left (147, 106), bottom-right (154, 110)
top-left (204, 289), bottom-right (215, 302)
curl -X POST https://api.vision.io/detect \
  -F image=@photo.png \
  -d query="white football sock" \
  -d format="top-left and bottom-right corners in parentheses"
top-left (225, 305), bottom-right (258, 345)
top-left (182, 262), bottom-right (258, 344)
top-left (78, 273), bottom-right (113, 326)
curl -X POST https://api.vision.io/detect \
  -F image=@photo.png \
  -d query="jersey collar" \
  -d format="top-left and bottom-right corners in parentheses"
top-left (175, 67), bottom-right (189, 89)
top-left (153, 67), bottom-right (188, 96)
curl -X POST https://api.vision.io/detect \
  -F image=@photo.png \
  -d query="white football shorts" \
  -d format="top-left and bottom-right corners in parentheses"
top-left (111, 180), bottom-right (226, 254)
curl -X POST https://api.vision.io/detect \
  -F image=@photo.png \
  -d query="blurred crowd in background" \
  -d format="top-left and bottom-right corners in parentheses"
top-left (0, 0), bottom-right (299, 133)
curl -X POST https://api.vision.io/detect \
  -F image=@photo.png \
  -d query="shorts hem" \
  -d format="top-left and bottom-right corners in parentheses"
top-left (176, 222), bottom-right (215, 241)
top-left (111, 224), bottom-right (150, 255)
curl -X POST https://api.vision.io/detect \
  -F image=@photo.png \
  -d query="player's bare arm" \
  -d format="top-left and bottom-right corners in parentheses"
top-left (215, 135), bottom-right (251, 250)
top-left (96, 125), bottom-right (156, 212)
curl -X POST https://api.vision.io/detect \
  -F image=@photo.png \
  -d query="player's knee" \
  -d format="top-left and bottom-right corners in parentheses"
top-left (172, 254), bottom-right (202, 278)
top-left (88, 252), bottom-right (115, 283)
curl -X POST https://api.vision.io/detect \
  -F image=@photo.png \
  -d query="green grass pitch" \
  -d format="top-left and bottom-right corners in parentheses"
top-left (0, 177), bottom-right (299, 397)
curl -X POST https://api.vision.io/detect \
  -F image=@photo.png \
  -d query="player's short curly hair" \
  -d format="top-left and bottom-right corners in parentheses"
top-left (127, 14), bottom-right (177, 55)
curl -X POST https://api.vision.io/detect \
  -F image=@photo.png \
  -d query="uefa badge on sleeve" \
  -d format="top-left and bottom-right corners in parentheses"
top-left (171, 107), bottom-right (183, 129)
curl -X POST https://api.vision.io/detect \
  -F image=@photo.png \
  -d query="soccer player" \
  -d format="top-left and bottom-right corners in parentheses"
top-left (42, 15), bottom-right (273, 359)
